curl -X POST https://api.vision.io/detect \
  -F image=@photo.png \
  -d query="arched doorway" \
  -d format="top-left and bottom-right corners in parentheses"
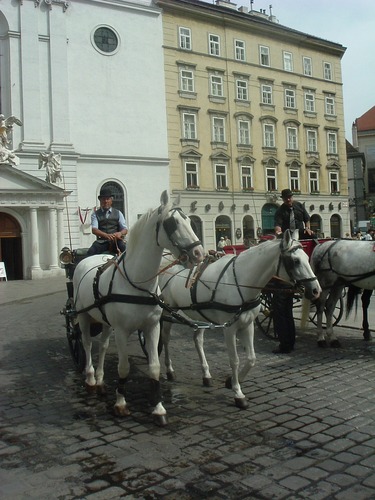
top-left (242, 215), bottom-right (255, 245)
top-left (330, 214), bottom-right (341, 238)
top-left (0, 213), bottom-right (23, 280)
top-left (215, 215), bottom-right (232, 247)
top-left (261, 203), bottom-right (277, 235)
top-left (101, 181), bottom-right (126, 218)
top-left (189, 215), bottom-right (203, 246)
top-left (310, 214), bottom-right (322, 237)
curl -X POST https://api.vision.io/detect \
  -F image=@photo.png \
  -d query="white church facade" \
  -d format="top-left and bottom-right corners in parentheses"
top-left (0, 0), bottom-right (169, 279)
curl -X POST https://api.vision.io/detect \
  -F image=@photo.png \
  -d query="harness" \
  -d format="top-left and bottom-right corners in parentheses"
top-left (315, 239), bottom-right (375, 286)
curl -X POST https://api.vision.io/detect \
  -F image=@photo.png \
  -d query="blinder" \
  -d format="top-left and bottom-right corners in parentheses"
top-left (156, 206), bottom-right (202, 256)
top-left (279, 241), bottom-right (317, 287)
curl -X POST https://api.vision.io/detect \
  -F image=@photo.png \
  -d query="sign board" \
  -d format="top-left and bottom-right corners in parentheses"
top-left (0, 262), bottom-right (7, 281)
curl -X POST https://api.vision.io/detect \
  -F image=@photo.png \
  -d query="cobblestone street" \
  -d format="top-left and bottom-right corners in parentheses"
top-left (1, 278), bottom-right (375, 499)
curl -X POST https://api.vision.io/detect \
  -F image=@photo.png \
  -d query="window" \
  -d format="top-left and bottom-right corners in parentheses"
top-left (102, 181), bottom-right (125, 215)
top-left (324, 62), bottom-right (332, 81)
top-left (238, 120), bottom-right (250, 145)
top-left (304, 92), bottom-right (315, 112)
top-left (261, 84), bottom-right (273, 104)
top-left (327, 131), bottom-right (337, 154)
top-left (182, 113), bottom-right (197, 139)
top-left (210, 75), bottom-right (223, 97)
top-left (241, 165), bottom-right (253, 190)
top-left (213, 117), bottom-right (225, 142)
top-left (289, 169), bottom-right (300, 191)
top-left (259, 45), bottom-right (270, 66)
top-left (235, 39), bottom-right (245, 61)
top-left (185, 162), bottom-right (199, 189)
top-left (285, 89), bottom-right (296, 108)
top-left (263, 124), bottom-right (275, 148)
top-left (209, 34), bottom-right (220, 56)
top-left (307, 129), bottom-right (317, 152)
top-left (309, 170), bottom-right (319, 192)
top-left (180, 69), bottom-right (194, 92)
top-left (179, 27), bottom-right (191, 50)
top-left (329, 171), bottom-right (339, 193)
top-left (236, 79), bottom-right (248, 100)
top-left (266, 167), bottom-right (277, 191)
top-left (93, 26), bottom-right (119, 54)
top-left (215, 164), bottom-right (227, 189)
top-left (283, 51), bottom-right (293, 72)
top-left (325, 95), bottom-right (335, 115)
top-left (287, 127), bottom-right (298, 150)
top-left (303, 56), bottom-right (312, 76)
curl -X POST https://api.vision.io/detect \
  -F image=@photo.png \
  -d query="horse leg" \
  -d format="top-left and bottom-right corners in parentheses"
top-left (114, 330), bottom-right (131, 417)
top-left (94, 324), bottom-right (112, 394)
top-left (161, 320), bottom-right (176, 381)
top-left (237, 324), bottom-right (256, 386)
top-left (79, 314), bottom-right (97, 389)
top-left (315, 291), bottom-right (329, 347)
top-left (142, 324), bottom-right (168, 426)
top-left (223, 328), bottom-right (248, 409)
top-left (362, 290), bottom-right (372, 341)
top-left (193, 329), bottom-right (212, 387)
top-left (325, 286), bottom-right (344, 348)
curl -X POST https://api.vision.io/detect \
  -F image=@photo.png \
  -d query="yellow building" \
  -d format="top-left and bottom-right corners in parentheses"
top-left (156, 0), bottom-right (349, 248)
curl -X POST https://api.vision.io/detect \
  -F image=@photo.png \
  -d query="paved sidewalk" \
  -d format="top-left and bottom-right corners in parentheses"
top-left (0, 276), bottom-right (65, 306)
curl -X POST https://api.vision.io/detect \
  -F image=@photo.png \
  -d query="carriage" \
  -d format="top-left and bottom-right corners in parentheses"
top-left (222, 238), bottom-right (344, 339)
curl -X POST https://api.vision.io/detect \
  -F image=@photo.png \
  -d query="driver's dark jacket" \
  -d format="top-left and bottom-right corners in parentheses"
top-left (274, 201), bottom-right (310, 234)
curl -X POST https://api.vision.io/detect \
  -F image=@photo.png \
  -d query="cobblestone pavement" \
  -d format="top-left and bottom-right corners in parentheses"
top-left (0, 278), bottom-right (375, 499)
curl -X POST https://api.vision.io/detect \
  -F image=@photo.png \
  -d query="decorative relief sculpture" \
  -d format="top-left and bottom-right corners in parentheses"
top-left (0, 114), bottom-right (23, 166)
top-left (38, 151), bottom-right (63, 184)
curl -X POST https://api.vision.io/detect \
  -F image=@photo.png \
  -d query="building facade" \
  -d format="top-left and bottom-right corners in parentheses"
top-left (0, 0), bottom-right (169, 279)
top-left (156, 0), bottom-right (350, 249)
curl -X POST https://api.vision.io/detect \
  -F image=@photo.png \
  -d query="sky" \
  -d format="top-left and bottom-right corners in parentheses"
top-left (202, 0), bottom-right (375, 141)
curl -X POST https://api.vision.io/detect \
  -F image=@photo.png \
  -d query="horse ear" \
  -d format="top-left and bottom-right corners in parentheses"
top-left (282, 229), bottom-right (292, 249)
top-left (292, 229), bottom-right (299, 240)
top-left (173, 193), bottom-right (181, 207)
top-left (160, 190), bottom-right (169, 207)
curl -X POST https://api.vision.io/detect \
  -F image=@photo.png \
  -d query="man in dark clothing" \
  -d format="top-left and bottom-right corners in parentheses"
top-left (272, 188), bottom-right (314, 354)
top-left (87, 186), bottom-right (128, 256)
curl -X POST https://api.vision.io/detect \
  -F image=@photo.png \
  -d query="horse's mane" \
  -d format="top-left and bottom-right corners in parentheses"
top-left (126, 202), bottom-right (172, 254)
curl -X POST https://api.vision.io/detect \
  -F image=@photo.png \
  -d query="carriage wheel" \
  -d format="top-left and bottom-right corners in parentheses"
top-left (64, 298), bottom-right (86, 372)
top-left (308, 294), bottom-right (344, 327)
top-left (255, 292), bottom-right (277, 339)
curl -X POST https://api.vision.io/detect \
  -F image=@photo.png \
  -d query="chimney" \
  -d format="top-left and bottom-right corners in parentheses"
top-left (215, 0), bottom-right (238, 9)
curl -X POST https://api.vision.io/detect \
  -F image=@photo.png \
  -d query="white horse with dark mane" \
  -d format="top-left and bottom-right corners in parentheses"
top-left (158, 230), bottom-right (321, 409)
top-left (73, 191), bottom-right (204, 425)
top-left (307, 239), bottom-right (375, 347)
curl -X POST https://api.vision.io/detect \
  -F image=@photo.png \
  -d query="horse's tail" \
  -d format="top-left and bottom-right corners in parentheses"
top-left (300, 297), bottom-right (310, 329)
top-left (346, 284), bottom-right (361, 319)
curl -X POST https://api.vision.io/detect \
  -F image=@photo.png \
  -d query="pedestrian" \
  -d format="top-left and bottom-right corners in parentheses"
top-left (362, 230), bottom-right (373, 241)
top-left (272, 188), bottom-right (314, 354)
top-left (87, 186), bottom-right (128, 256)
top-left (225, 235), bottom-right (232, 246)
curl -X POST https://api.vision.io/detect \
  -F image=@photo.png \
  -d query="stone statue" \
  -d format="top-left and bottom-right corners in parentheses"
top-left (0, 114), bottom-right (23, 166)
top-left (38, 151), bottom-right (62, 184)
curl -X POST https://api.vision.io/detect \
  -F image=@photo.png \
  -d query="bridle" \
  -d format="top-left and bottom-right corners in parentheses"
top-left (276, 240), bottom-right (318, 289)
top-left (155, 206), bottom-right (202, 261)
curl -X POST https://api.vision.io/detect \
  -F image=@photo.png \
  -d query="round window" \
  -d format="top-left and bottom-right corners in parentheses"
top-left (93, 26), bottom-right (119, 54)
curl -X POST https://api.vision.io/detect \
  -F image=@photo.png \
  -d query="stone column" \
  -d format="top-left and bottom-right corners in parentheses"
top-left (57, 207), bottom-right (65, 254)
top-left (49, 208), bottom-right (59, 270)
top-left (30, 208), bottom-right (41, 273)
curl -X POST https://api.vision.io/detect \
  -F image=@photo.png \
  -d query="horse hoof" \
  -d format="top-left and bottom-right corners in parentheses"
top-left (203, 377), bottom-right (212, 387)
top-left (85, 383), bottom-right (97, 393)
top-left (96, 384), bottom-right (107, 396)
top-left (363, 331), bottom-right (372, 341)
top-left (317, 340), bottom-right (327, 348)
top-left (114, 405), bottom-right (131, 417)
top-left (235, 397), bottom-right (248, 409)
top-left (167, 372), bottom-right (176, 382)
top-left (330, 339), bottom-right (341, 348)
top-left (225, 376), bottom-right (232, 389)
top-left (154, 414), bottom-right (168, 427)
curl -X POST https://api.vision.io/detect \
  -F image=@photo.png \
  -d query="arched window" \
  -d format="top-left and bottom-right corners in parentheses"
top-left (330, 214), bottom-right (341, 238)
top-left (101, 181), bottom-right (125, 217)
top-left (310, 214), bottom-right (322, 237)
top-left (215, 215), bottom-right (232, 245)
top-left (261, 203), bottom-right (277, 235)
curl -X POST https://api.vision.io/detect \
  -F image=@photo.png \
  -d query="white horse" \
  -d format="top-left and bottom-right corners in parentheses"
top-left (158, 230), bottom-right (321, 409)
top-left (308, 239), bottom-right (375, 347)
top-left (73, 191), bottom-right (205, 425)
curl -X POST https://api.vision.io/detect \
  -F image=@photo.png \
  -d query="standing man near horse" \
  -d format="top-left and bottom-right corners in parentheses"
top-left (87, 186), bottom-right (128, 256)
top-left (272, 188), bottom-right (314, 354)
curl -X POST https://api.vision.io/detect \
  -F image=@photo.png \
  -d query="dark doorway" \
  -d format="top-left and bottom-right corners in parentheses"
top-left (0, 213), bottom-right (23, 280)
